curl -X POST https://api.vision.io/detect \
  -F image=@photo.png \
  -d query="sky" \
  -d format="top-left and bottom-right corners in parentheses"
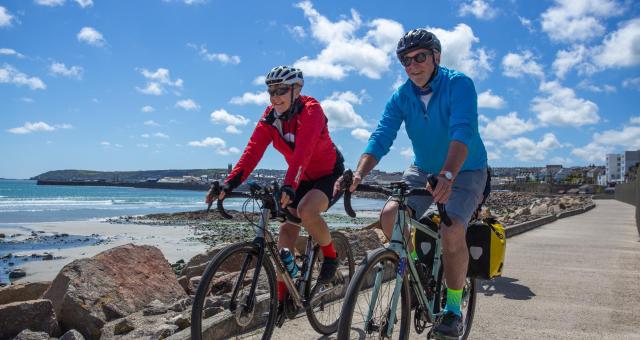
top-left (1, 0), bottom-right (639, 178)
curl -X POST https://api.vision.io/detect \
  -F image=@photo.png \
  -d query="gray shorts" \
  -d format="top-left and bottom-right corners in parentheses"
top-left (402, 165), bottom-right (487, 228)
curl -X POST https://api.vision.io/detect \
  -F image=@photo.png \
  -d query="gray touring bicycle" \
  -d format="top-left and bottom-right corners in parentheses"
top-left (191, 180), bottom-right (354, 339)
top-left (337, 172), bottom-right (477, 340)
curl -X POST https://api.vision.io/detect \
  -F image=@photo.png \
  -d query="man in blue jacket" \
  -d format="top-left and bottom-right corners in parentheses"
top-left (336, 29), bottom-right (488, 338)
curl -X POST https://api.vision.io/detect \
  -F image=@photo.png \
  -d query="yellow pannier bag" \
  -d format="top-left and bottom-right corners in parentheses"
top-left (466, 217), bottom-right (506, 279)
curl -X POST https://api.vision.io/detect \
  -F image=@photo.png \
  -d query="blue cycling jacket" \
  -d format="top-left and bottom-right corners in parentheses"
top-left (364, 66), bottom-right (487, 174)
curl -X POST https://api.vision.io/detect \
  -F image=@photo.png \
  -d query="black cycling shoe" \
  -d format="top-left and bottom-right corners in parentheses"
top-left (433, 311), bottom-right (463, 339)
top-left (317, 256), bottom-right (339, 284)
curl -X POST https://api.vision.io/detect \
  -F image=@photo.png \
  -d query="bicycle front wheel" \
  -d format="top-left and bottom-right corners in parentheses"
top-left (191, 242), bottom-right (277, 340)
top-left (305, 231), bottom-right (355, 335)
top-left (337, 248), bottom-right (411, 340)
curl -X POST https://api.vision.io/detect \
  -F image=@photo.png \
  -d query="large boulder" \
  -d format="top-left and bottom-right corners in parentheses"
top-left (0, 281), bottom-right (50, 305)
top-left (42, 244), bottom-right (187, 339)
top-left (181, 243), bottom-right (230, 280)
top-left (344, 229), bottom-right (386, 259)
top-left (0, 299), bottom-right (60, 339)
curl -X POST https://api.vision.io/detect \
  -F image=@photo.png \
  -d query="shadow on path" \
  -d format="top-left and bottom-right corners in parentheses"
top-left (477, 276), bottom-right (536, 300)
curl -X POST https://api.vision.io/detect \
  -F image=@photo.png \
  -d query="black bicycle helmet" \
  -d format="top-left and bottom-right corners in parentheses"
top-left (396, 29), bottom-right (441, 58)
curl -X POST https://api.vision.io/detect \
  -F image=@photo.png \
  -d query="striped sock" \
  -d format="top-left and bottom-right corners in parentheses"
top-left (444, 288), bottom-right (463, 316)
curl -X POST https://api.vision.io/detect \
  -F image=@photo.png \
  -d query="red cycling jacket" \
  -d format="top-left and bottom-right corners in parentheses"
top-left (225, 95), bottom-right (343, 191)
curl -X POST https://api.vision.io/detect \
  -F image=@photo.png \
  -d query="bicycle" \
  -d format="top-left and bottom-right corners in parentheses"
top-left (336, 172), bottom-right (477, 340)
top-left (191, 179), bottom-right (355, 340)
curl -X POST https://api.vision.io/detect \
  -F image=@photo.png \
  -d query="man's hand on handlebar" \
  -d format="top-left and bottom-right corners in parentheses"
top-left (280, 185), bottom-right (295, 208)
top-left (427, 175), bottom-right (452, 204)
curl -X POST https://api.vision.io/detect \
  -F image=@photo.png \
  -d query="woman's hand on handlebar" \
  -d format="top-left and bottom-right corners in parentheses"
top-left (333, 170), bottom-right (362, 197)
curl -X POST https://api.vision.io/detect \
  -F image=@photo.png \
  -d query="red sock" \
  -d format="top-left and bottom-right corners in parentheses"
top-left (320, 241), bottom-right (337, 259)
top-left (277, 281), bottom-right (287, 301)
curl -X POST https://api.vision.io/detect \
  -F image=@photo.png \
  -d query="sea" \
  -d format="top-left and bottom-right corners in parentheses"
top-left (0, 179), bottom-right (383, 224)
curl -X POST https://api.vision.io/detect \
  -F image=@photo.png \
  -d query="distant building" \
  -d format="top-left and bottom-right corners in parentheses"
top-left (623, 150), bottom-right (640, 181)
top-left (227, 163), bottom-right (233, 174)
top-left (606, 154), bottom-right (623, 182)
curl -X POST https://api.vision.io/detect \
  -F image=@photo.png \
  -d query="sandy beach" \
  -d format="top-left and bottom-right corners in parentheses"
top-left (0, 219), bottom-right (208, 284)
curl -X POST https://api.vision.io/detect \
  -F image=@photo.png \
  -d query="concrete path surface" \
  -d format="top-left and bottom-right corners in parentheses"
top-left (270, 199), bottom-right (640, 339)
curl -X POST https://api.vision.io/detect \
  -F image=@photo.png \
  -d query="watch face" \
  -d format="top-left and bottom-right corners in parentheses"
top-left (443, 171), bottom-right (453, 180)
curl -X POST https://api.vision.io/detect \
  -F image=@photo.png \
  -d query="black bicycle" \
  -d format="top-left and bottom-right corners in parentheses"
top-left (191, 179), bottom-right (355, 339)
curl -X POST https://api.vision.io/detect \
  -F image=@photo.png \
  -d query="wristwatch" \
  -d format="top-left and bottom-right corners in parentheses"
top-left (439, 170), bottom-right (454, 183)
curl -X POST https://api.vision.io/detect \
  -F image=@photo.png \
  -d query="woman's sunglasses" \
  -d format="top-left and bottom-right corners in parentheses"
top-left (400, 51), bottom-right (432, 67)
top-left (268, 86), bottom-right (291, 97)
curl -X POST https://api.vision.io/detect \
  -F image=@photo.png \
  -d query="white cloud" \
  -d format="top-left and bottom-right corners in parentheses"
top-left (225, 125), bottom-right (242, 134)
top-left (287, 25), bottom-right (306, 39)
top-left (320, 91), bottom-right (368, 129)
top-left (505, 133), bottom-right (561, 162)
top-left (50, 62), bottom-right (83, 79)
top-left (7, 121), bottom-right (71, 134)
top-left (592, 18), bottom-right (640, 69)
top-left (136, 67), bottom-right (183, 96)
top-left (163, 0), bottom-right (207, 4)
top-left (154, 132), bottom-right (169, 139)
top-left (75, 0), bottom-right (93, 7)
top-left (458, 0), bottom-right (497, 20)
top-left (210, 109), bottom-right (249, 126)
top-left (351, 128), bottom-right (371, 142)
top-left (77, 27), bottom-right (106, 47)
top-left (480, 112), bottom-right (536, 140)
top-left (540, 0), bottom-right (623, 43)
top-left (552, 45), bottom-right (588, 79)
top-left (100, 141), bottom-right (111, 147)
top-left (141, 105), bottom-right (155, 113)
top-left (571, 142), bottom-right (612, 163)
top-left (391, 74), bottom-right (404, 91)
top-left (477, 90), bottom-right (505, 109)
top-left (20, 97), bottom-right (34, 103)
top-left (573, 123), bottom-right (640, 163)
top-left (531, 81), bottom-right (599, 127)
top-left (137, 143), bottom-right (149, 148)
top-left (428, 24), bottom-right (492, 80)
top-left (502, 51), bottom-right (544, 79)
top-left (188, 44), bottom-right (240, 65)
top-left (400, 147), bottom-right (414, 159)
top-left (293, 1), bottom-right (404, 80)
top-left (519, 16), bottom-right (534, 32)
top-left (35, 0), bottom-right (65, 6)
top-left (630, 116), bottom-right (640, 125)
top-left (0, 48), bottom-right (24, 58)
top-left (175, 98), bottom-right (200, 111)
top-left (0, 6), bottom-right (14, 27)
top-left (144, 120), bottom-right (159, 126)
top-left (141, 133), bottom-right (150, 138)
top-left (252, 76), bottom-right (266, 86)
top-left (623, 77), bottom-right (640, 90)
top-left (229, 91), bottom-right (270, 106)
top-left (0, 64), bottom-right (46, 90)
top-left (188, 137), bottom-right (239, 155)
top-left (577, 80), bottom-right (616, 93)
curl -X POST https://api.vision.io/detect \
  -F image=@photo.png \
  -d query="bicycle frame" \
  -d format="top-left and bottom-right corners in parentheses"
top-left (365, 193), bottom-right (444, 337)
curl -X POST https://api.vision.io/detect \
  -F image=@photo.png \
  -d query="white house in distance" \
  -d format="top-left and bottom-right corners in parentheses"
top-left (606, 150), bottom-right (640, 183)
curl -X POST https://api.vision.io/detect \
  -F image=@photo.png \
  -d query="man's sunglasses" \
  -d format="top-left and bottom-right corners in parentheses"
top-left (268, 86), bottom-right (291, 97)
top-left (400, 51), bottom-right (432, 67)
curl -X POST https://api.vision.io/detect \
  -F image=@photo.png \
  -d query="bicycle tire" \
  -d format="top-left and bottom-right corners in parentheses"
top-left (337, 247), bottom-right (411, 340)
top-left (191, 242), bottom-right (277, 340)
top-left (305, 231), bottom-right (355, 335)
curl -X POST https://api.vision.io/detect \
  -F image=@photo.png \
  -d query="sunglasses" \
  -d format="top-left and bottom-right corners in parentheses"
top-left (400, 51), bottom-right (432, 67)
top-left (267, 86), bottom-right (291, 97)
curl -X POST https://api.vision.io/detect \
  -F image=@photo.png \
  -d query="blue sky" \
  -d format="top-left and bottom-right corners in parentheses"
top-left (1, 0), bottom-right (639, 178)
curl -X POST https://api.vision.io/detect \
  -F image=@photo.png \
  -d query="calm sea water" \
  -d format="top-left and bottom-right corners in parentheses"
top-left (0, 180), bottom-right (383, 224)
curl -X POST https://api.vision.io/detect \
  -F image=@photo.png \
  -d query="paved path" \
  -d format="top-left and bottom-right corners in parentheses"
top-left (272, 199), bottom-right (640, 339)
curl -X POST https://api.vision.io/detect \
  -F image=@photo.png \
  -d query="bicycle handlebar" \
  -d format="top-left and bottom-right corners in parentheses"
top-left (344, 172), bottom-right (452, 226)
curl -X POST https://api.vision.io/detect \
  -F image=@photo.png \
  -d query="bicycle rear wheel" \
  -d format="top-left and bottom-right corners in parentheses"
top-left (191, 242), bottom-right (277, 340)
top-left (305, 231), bottom-right (355, 335)
top-left (337, 248), bottom-right (411, 340)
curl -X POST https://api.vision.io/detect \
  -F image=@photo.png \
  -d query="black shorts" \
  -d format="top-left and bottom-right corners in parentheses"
top-left (289, 163), bottom-right (344, 210)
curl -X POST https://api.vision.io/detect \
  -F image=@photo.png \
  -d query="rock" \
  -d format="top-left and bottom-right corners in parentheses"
top-left (177, 275), bottom-right (189, 294)
top-left (171, 314), bottom-right (191, 330)
top-left (0, 281), bottom-right (50, 305)
top-left (168, 296), bottom-right (192, 312)
top-left (530, 204), bottom-right (549, 215)
top-left (190, 276), bottom-right (202, 291)
top-left (42, 244), bottom-right (187, 339)
top-left (42, 254), bottom-right (54, 261)
top-left (60, 329), bottom-right (85, 340)
top-left (113, 318), bottom-right (135, 335)
top-left (0, 233), bottom-right (5, 238)
top-left (181, 243), bottom-right (230, 280)
top-left (344, 229), bottom-right (386, 259)
top-left (142, 299), bottom-right (168, 316)
top-left (12, 329), bottom-right (51, 340)
top-left (0, 299), bottom-right (60, 339)
top-left (9, 268), bottom-right (26, 279)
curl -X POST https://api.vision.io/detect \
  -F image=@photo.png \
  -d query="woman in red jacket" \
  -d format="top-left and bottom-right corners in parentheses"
top-left (206, 65), bottom-right (344, 310)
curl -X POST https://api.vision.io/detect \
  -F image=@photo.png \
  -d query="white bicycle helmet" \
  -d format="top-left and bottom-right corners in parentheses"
top-left (265, 66), bottom-right (304, 87)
